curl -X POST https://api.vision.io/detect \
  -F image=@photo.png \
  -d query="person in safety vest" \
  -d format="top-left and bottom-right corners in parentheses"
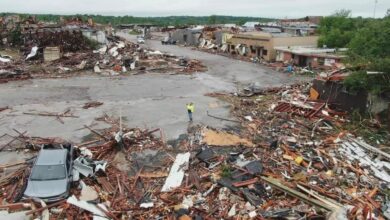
top-left (186, 103), bottom-right (194, 122)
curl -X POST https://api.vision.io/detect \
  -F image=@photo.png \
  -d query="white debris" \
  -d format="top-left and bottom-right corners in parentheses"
top-left (73, 158), bottom-right (94, 177)
top-left (181, 196), bottom-right (194, 209)
top-left (228, 204), bottom-right (237, 217)
top-left (248, 210), bottom-right (257, 218)
top-left (93, 46), bottom-right (107, 54)
top-left (79, 147), bottom-right (93, 158)
top-left (26, 46), bottom-right (38, 60)
top-left (0, 57), bottom-right (11, 63)
top-left (67, 195), bottom-right (107, 220)
top-left (130, 62), bottom-right (136, 70)
top-left (72, 169), bottom-right (80, 181)
top-left (73, 157), bottom-right (107, 177)
top-left (161, 152), bottom-right (190, 192)
top-left (285, 136), bottom-right (297, 143)
top-left (140, 202), bottom-right (154, 208)
top-left (109, 47), bottom-right (119, 57)
top-left (95, 162), bottom-right (107, 173)
top-left (58, 66), bottom-right (71, 72)
top-left (94, 63), bottom-right (101, 73)
top-left (244, 116), bottom-right (253, 122)
top-left (269, 104), bottom-right (277, 111)
top-left (339, 138), bottom-right (390, 183)
top-left (40, 200), bottom-right (50, 220)
top-left (116, 42), bottom-right (125, 49)
top-left (147, 50), bottom-right (163, 56)
top-left (78, 60), bottom-right (87, 70)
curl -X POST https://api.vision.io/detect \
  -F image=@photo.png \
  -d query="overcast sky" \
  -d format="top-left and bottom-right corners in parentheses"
top-left (1, 0), bottom-right (389, 18)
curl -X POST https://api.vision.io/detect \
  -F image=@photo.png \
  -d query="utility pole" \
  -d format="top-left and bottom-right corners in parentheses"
top-left (373, 0), bottom-right (378, 18)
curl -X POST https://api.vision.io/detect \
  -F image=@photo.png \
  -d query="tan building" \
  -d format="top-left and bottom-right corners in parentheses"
top-left (275, 46), bottom-right (347, 69)
top-left (226, 32), bottom-right (319, 61)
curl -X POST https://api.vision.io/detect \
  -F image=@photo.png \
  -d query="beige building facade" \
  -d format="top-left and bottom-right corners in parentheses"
top-left (226, 32), bottom-right (319, 61)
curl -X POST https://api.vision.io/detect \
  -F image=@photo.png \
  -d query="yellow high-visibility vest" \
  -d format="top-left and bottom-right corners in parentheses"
top-left (187, 104), bottom-right (194, 113)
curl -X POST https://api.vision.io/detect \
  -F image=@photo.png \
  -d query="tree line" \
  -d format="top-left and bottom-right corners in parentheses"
top-left (318, 9), bottom-right (390, 94)
top-left (0, 13), bottom-right (274, 26)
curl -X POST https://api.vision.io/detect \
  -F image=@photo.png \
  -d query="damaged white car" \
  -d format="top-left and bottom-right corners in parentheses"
top-left (23, 144), bottom-right (74, 202)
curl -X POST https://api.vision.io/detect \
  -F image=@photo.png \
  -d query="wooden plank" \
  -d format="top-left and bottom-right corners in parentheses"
top-left (260, 176), bottom-right (338, 211)
top-left (232, 178), bottom-right (258, 187)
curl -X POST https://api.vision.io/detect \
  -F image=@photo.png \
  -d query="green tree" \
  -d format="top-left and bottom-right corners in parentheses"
top-left (208, 15), bottom-right (217, 24)
top-left (344, 17), bottom-right (390, 93)
top-left (332, 9), bottom-right (351, 17)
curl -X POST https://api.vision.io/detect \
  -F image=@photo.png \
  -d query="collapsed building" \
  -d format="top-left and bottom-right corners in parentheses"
top-left (1, 15), bottom-right (108, 56)
top-left (312, 70), bottom-right (390, 117)
top-left (171, 27), bottom-right (203, 46)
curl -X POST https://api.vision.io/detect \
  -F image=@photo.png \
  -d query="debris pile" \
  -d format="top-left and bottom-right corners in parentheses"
top-left (0, 84), bottom-right (389, 219)
top-left (0, 35), bottom-right (207, 83)
top-left (206, 82), bottom-right (389, 219)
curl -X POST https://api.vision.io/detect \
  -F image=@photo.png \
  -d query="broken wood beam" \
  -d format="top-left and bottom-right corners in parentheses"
top-left (25, 199), bottom-right (66, 215)
top-left (232, 178), bottom-right (258, 187)
top-left (83, 125), bottom-right (109, 141)
top-left (0, 203), bottom-right (30, 211)
top-left (23, 112), bottom-right (78, 118)
top-left (260, 176), bottom-right (338, 211)
top-left (207, 111), bottom-right (240, 123)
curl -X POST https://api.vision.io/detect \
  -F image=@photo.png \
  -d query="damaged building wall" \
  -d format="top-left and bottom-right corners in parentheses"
top-left (81, 29), bottom-right (107, 44)
top-left (312, 79), bottom-right (368, 112)
top-left (214, 31), bottom-right (226, 45)
top-left (226, 32), bottom-right (273, 60)
top-left (171, 29), bottom-right (202, 46)
top-left (227, 33), bottom-right (318, 61)
top-left (275, 49), bottom-right (345, 69)
top-left (270, 36), bottom-right (319, 61)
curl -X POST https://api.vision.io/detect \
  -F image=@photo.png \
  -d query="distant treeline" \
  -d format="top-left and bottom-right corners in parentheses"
top-left (318, 9), bottom-right (390, 94)
top-left (0, 13), bottom-right (275, 26)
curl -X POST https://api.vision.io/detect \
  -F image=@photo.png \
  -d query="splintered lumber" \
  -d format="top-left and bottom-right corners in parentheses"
top-left (232, 178), bottom-right (258, 187)
top-left (260, 176), bottom-right (338, 211)
top-left (84, 125), bottom-right (109, 141)
top-left (83, 101), bottom-right (103, 109)
top-left (161, 152), bottom-right (190, 192)
top-left (96, 177), bottom-right (115, 194)
top-left (0, 203), bottom-right (31, 212)
top-left (25, 199), bottom-right (66, 215)
top-left (139, 171), bottom-right (168, 178)
top-left (0, 161), bottom-right (27, 169)
top-left (23, 111), bottom-right (78, 118)
top-left (0, 166), bottom-right (27, 187)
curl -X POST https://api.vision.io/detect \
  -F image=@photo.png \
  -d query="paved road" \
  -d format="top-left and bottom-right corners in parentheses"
top-left (119, 32), bottom-right (300, 87)
top-left (0, 33), bottom-right (304, 144)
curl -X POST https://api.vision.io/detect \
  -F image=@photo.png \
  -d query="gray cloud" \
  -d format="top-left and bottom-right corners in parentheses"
top-left (0, 0), bottom-right (389, 18)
